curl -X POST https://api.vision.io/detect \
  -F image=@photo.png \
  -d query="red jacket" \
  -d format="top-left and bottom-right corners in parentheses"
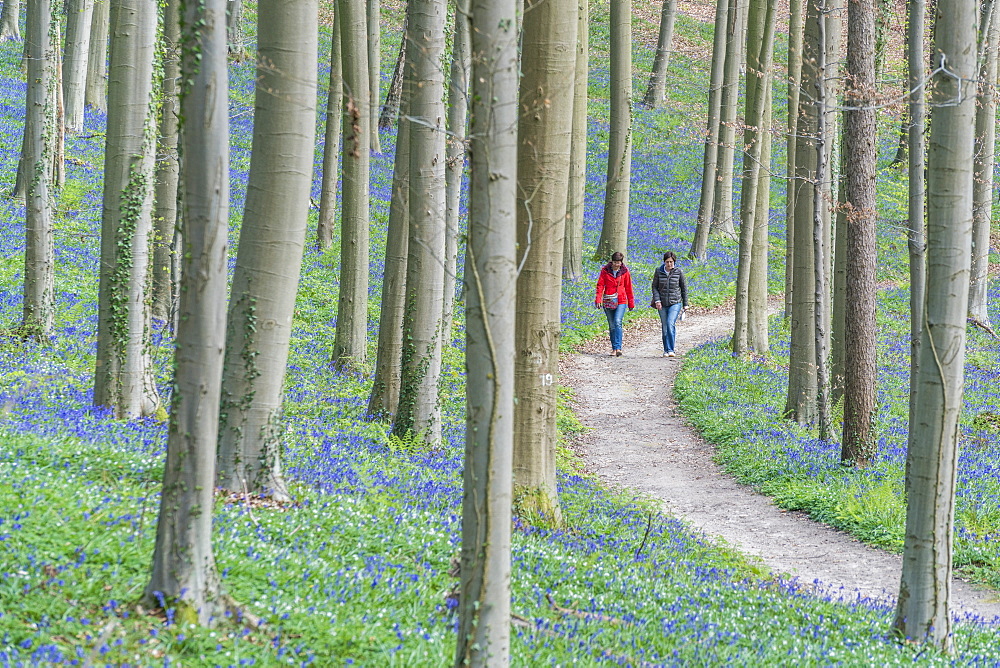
top-left (594, 264), bottom-right (635, 309)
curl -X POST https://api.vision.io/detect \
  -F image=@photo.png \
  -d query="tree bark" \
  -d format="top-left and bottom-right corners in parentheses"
top-left (332, 0), bottom-right (371, 372)
top-left (642, 0), bottom-right (677, 109)
top-left (443, 0), bottom-right (470, 337)
top-left (94, 0), bottom-right (159, 419)
top-left (216, 0), bottom-right (318, 501)
top-left (783, 0), bottom-right (803, 317)
top-left (317, 5), bottom-right (343, 251)
top-left (563, 0), bottom-right (588, 280)
top-left (145, 0), bottom-right (229, 623)
top-left (906, 0), bottom-right (927, 432)
top-left (689, 0), bottom-right (730, 261)
top-left (455, 2), bottom-right (518, 662)
top-left (711, 0), bottom-right (747, 238)
top-left (378, 18), bottom-right (405, 131)
top-left (227, 0), bottom-right (246, 59)
top-left (367, 0), bottom-right (381, 153)
top-left (62, 0), bottom-right (94, 132)
top-left (595, 0), bottom-right (631, 260)
top-left (1, 0), bottom-right (21, 40)
top-left (84, 0), bottom-right (108, 111)
top-left (512, 0), bottom-right (576, 524)
top-left (152, 0), bottom-right (180, 323)
top-left (21, 0), bottom-right (56, 337)
top-left (392, 0), bottom-right (447, 445)
top-left (893, 0), bottom-right (976, 646)
top-left (841, 0), bottom-right (878, 465)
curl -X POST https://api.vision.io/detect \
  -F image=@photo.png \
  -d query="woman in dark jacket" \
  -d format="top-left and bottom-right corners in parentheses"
top-left (650, 251), bottom-right (687, 357)
top-left (594, 251), bottom-right (635, 356)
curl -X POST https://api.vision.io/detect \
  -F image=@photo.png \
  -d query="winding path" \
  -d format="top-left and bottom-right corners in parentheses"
top-left (561, 305), bottom-right (1000, 623)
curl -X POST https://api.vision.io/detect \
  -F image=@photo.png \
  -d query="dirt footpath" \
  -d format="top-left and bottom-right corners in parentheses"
top-left (562, 305), bottom-right (1000, 622)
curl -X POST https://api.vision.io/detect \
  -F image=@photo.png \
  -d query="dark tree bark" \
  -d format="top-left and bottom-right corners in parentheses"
top-left (378, 17), bottom-right (406, 131)
top-left (642, 0), bottom-right (677, 108)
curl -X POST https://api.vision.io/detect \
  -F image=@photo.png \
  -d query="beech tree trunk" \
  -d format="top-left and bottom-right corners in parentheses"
top-left (783, 0), bottom-right (803, 317)
top-left (332, 0), bottom-right (371, 371)
top-left (317, 6), bottom-right (343, 250)
top-left (595, 0), bottom-right (631, 259)
top-left (906, 0), bottom-right (926, 419)
top-left (21, 0), bottom-right (55, 337)
top-left (841, 0), bottom-right (878, 465)
top-left (152, 0), bottom-right (180, 323)
top-left (144, 0), bottom-right (229, 623)
top-left (455, 2), bottom-right (518, 662)
top-left (689, 0), bottom-right (731, 261)
top-left (512, 0), bottom-right (576, 524)
top-left (392, 0), bottom-right (447, 445)
top-left (84, 0), bottom-right (108, 110)
top-left (62, 0), bottom-right (94, 132)
top-left (642, 0), bottom-right (677, 109)
top-left (367, 0), bottom-right (381, 153)
top-left (1, 0), bottom-right (21, 40)
top-left (711, 0), bottom-right (747, 238)
top-left (378, 19), bottom-right (405, 131)
top-left (227, 0), bottom-right (246, 59)
top-left (93, 0), bottom-right (159, 419)
top-left (563, 0), bottom-right (588, 280)
top-left (443, 0), bottom-right (470, 336)
top-left (893, 0), bottom-right (976, 646)
top-left (216, 0), bottom-right (318, 501)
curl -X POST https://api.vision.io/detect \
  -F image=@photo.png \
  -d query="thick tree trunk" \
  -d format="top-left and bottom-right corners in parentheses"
top-left (443, 0), bottom-right (470, 337)
top-left (906, 0), bottom-right (926, 424)
top-left (94, 0), bottom-right (159, 419)
top-left (711, 0), bottom-right (747, 238)
top-left (144, 0), bottom-right (229, 624)
top-left (392, 0), bottom-right (447, 444)
top-left (563, 0), bottom-right (588, 280)
top-left (317, 6), bottom-right (342, 250)
top-left (366, 92), bottom-right (409, 421)
top-left (0, 0), bottom-right (21, 40)
top-left (62, 0), bottom-right (94, 132)
top-left (689, 0), bottom-right (731, 261)
top-left (84, 0), bottom-right (108, 110)
top-left (378, 19), bottom-right (405, 131)
top-left (455, 3), bottom-right (518, 663)
top-left (227, 0), bottom-right (246, 59)
top-left (893, 0), bottom-right (976, 646)
top-left (841, 0), bottom-right (878, 465)
top-left (595, 0), bottom-right (631, 259)
top-left (21, 0), bottom-right (55, 337)
top-left (512, 0), bottom-right (576, 524)
top-left (152, 0), bottom-right (180, 323)
top-left (642, 0), bottom-right (677, 109)
top-left (216, 0), bottom-right (318, 501)
top-left (367, 0), bottom-right (381, 153)
top-left (332, 0), bottom-right (371, 371)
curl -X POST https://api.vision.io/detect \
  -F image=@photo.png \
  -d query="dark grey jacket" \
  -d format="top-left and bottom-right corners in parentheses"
top-left (650, 265), bottom-right (687, 307)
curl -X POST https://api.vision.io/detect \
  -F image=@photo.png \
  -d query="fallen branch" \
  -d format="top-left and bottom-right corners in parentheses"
top-left (546, 593), bottom-right (629, 626)
top-left (634, 511), bottom-right (655, 560)
top-left (968, 316), bottom-right (1000, 341)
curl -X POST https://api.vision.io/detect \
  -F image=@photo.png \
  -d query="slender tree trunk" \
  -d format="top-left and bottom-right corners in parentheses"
top-left (392, 0), bottom-right (447, 445)
top-left (784, 0), bottom-right (822, 425)
top-left (813, 6), bottom-right (831, 441)
top-left (50, 25), bottom-right (63, 190)
top-left (893, 0), bottom-right (976, 645)
top-left (227, 0), bottom-right (246, 59)
top-left (689, 0), bottom-right (731, 261)
top-left (831, 138), bottom-right (846, 403)
top-left (332, 0), bottom-right (371, 371)
top-left (642, 0), bottom-right (677, 109)
top-left (21, 0), bottom-right (55, 338)
top-left (366, 91), bottom-right (409, 420)
top-left (367, 0), bottom-right (381, 153)
top-left (443, 0), bottom-right (470, 337)
top-left (94, 0), bottom-right (159, 419)
top-left (747, 89), bottom-right (771, 354)
top-left (84, 0), bottom-right (108, 110)
top-left (152, 0), bottom-right (180, 323)
top-left (711, 0), bottom-right (747, 238)
top-left (563, 0), bottom-right (588, 280)
top-left (144, 0), bottom-right (229, 624)
top-left (216, 0), bottom-right (318, 501)
top-left (378, 18), bottom-right (405, 131)
top-left (62, 0), bottom-right (94, 132)
top-left (1, 0), bottom-right (21, 40)
top-left (512, 0), bottom-right (576, 524)
top-left (969, 10), bottom-right (999, 328)
top-left (841, 0), bottom-right (878, 464)
top-left (317, 6), bottom-right (343, 250)
top-left (595, 0), bottom-right (631, 259)
top-left (455, 2), bottom-right (518, 662)
top-left (784, 0), bottom-right (803, 317)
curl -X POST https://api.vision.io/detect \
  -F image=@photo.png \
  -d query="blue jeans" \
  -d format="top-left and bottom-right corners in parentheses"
top-left (658, 302), bottom-right (683, 353)
top-left (604, 303), bottom-right (627, 351)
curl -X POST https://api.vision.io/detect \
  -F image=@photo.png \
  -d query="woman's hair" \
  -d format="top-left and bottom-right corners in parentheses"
top-left (663, 251), bottom-right (676, 262)
top-left (611, 251), bottom-right (624, 263)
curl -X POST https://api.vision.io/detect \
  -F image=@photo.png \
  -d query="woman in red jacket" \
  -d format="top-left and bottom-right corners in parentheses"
top-left (594, 251), bottom-right (635, 356)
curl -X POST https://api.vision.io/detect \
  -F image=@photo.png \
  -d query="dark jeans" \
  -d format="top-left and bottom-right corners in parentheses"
top-left (604, 303), bottom-right (627, 350)
top-left (658, 302), bottom-right (683, 353)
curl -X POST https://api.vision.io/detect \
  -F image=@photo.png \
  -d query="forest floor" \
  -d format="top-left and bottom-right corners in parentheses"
top-left (562, 302), bottom-right (1000, 623)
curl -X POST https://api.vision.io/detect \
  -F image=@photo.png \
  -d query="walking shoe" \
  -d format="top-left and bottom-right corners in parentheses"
top-left (609, 350), bottom-right (616, 357)
top-left (668, 351), bottom-right (675, 357)
top-left (615, 350), bottom-right (623, 357)
top-left (662, 352), bottom-right (670, 357)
